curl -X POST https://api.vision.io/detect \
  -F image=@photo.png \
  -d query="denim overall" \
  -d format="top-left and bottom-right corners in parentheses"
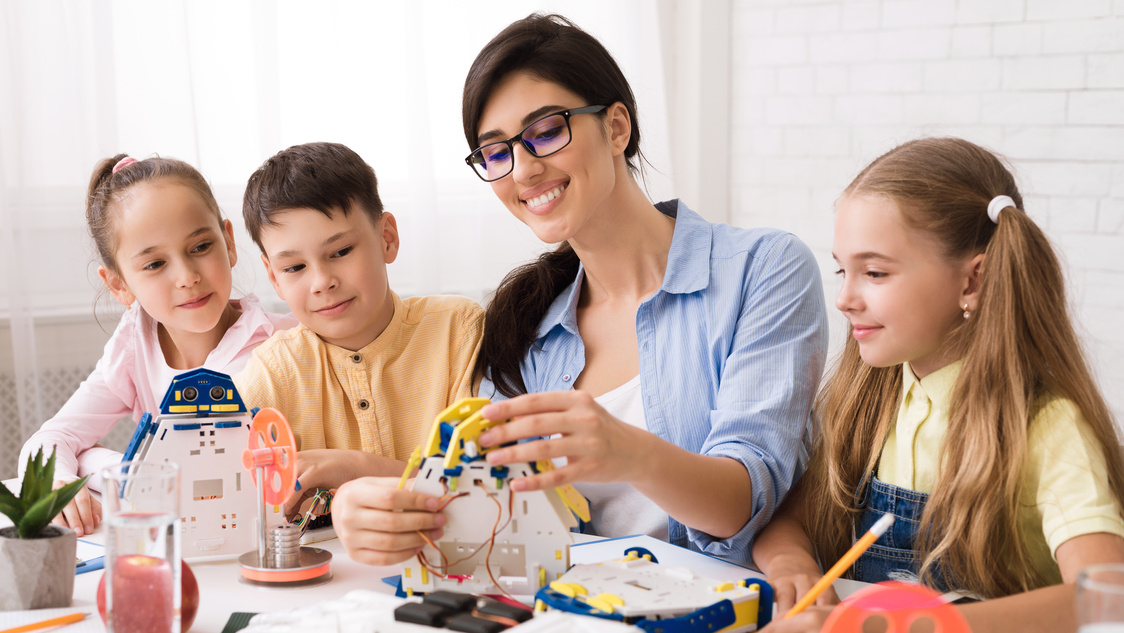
top-left (851, 475), bottom-right (956, 593)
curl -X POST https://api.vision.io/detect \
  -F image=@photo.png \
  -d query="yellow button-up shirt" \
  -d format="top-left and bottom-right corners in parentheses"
top-left (234, 292), bottom-right (483, 461)
top-left (878, 361), bottom-right (1124, 583)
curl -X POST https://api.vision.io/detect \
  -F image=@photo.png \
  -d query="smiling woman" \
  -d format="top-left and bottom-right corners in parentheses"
top-left (0, 1), bottom-right (673, 481)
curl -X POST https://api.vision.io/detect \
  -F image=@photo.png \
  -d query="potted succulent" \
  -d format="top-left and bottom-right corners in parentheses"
top-left (0, 447), bottom-right (90, 610)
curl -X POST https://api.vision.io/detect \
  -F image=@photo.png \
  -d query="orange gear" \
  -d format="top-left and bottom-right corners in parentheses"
top-left (241, 407), bottom-right (298, 506)
top-left (824, 581), bottom-right (971, 633)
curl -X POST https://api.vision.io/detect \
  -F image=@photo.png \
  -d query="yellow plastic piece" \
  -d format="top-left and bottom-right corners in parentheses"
top-left (168, 405), bottom-right (198, 413)
top-left (398, 447), bottom-right (422, 490)
top-left (731, 594), bottom-right (759, 630)
top-left (539, 567), bottom-right (547, 588)
top-left (715, 582), bottom-right (735, 592)
top-left (406, 587), bottom-right (414, 597)
top-left (404, 567), bottom-right (412, 578)
top-left (548, 581), bottom-right (587, 597)
top-left (738, 580), bottom-right (747, 588)
top-left (597, 593), bottom-right (625, 607)
top-left (421, 566), bottom-right (429, 584)
top-left (211, 404), bottom-right (240, 412)
top-left (535, 600), bottom-right (547, 612)
top-left (448, 477), bottom-right (459, 492)
top-left (175, 391), bottom-right (181, 401)
top-left (423, 398), bottom-right (491, 458)
top-left (583, 597), bottom-right (615, 614)
top-left (531, 460), bottom-right (592, 522)
top-left (199, 405), bottom-right (210, 411)
top-left (444, 405), bottom-right (506, 470)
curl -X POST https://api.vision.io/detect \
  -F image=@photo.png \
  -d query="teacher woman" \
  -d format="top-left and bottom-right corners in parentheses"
top-left (334, 13), bottom-right (827, 565)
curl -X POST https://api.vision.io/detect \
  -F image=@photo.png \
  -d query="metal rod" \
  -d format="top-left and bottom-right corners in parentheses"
top-left (257, 465), bottom-right (267, 566)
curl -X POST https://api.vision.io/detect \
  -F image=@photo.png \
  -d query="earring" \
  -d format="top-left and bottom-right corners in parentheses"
top-left (962, 304), bottom-right (970, 319)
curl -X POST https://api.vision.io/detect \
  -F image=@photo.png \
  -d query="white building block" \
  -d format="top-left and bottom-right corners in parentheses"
top-left (1069, 91), bottom-right (1124, 125)
top-left (882, 0), bottom-right (956, 28)
top-left (1087, 52), bottom-right (1124, 88)
top-left (1026, 0), bottom-right (1112, 21)
top-left (850, 62), bottom-right (924, 93)
top-left (1002, 55), bottom-right (1086, 90)
top-left (956, 0), bottom-right (1027, 25)
top-left (979, 91), bottom-right (1067, 125)
top-left (924, 59), bottom-right (1002, 91)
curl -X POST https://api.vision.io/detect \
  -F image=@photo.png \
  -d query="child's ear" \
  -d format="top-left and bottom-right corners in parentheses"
top-left (221, 219), bottom-right (238, 268)
top-left (380, 213), bottom-right (400, 265)
top-left (960, 253), bottom-right (986, 313)
top-left (98, 266), bottom-right (135, 308)
top-left (262, 253), bottom-right (285, 301)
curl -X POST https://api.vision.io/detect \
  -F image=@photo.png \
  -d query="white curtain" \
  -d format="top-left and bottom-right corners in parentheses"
top-left (0, 1), bottom-right (677, 476)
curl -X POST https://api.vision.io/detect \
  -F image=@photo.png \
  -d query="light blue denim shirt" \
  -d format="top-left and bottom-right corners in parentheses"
top-left (480, 200), bottom-right (828, 561)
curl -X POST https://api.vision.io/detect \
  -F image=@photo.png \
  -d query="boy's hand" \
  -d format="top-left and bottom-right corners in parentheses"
top-left (333, 477), bottom-right (447, 567)
top-left (283, 449), bottom-right (368, 516)
top-left (52, 478), bottom-right (101, 537)
top-left (766, 553), bottom-right (839, 613)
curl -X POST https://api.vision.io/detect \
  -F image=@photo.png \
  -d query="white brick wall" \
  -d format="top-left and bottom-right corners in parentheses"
top-left (729, 1), bottom-right (1124, 425)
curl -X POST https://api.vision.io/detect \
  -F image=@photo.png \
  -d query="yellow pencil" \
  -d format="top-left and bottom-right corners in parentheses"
top-left (0, 612), bottom-right (88, 633)
top-left (785, 513), bottom-right (895, 619)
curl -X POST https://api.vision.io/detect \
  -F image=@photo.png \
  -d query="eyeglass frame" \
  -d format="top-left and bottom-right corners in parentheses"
top-left (464, 104), bottom-right (609, 182)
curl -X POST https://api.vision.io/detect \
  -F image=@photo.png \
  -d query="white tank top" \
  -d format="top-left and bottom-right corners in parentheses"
top-left (575, 375), bottom-right (669, 540)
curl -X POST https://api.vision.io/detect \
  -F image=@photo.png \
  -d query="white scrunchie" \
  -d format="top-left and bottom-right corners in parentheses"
top-left (988, 195), bottom-right (1015, 224)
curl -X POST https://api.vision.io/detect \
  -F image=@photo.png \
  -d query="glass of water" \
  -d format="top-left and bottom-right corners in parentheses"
top-left (101, 461), bottom-right (181, 633)
top-left (1078, 563), bottom-right (1124, 632)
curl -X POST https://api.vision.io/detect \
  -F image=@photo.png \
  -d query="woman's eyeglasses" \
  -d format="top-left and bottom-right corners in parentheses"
top-left (465, 105), bottom-right (608, 182)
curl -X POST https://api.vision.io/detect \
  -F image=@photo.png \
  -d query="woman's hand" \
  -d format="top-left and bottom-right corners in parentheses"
top-left (52, 478), bottom-right (100, 537)
top-left (478, 391), bottom-right (649, 492)
top-left (333, 477), bottom-right (447, 567)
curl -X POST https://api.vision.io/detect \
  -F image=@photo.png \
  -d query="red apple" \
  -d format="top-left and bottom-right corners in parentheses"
top-left (98, 557), bottom-right (199, 632)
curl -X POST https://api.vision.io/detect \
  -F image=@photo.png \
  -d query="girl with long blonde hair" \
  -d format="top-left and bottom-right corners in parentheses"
top-left (754, 137), bottom-right (1124, 632)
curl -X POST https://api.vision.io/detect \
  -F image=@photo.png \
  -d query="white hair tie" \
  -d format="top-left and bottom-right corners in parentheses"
top-left (988, 195), bottom-right (1015, 224)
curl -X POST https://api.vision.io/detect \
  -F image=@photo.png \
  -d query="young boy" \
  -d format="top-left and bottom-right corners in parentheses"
top-left (235, 142), bottom-right (483, 513)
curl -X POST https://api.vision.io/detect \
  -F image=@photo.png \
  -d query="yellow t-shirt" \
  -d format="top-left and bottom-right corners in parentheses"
top-left (234, 292), bottom-right (484, 462)
top-left (878, 361), bottom-right (1124, 584)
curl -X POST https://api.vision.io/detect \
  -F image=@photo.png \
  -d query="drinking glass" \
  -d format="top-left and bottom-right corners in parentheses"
top-left (1078, 563), bottom-right (1124, 632)
top-left (101, 461), bottom-right (181, 633)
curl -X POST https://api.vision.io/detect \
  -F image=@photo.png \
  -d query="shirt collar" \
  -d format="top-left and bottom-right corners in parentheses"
top-left (901, 360), bottom-right (962, 412)
top-left (532, 199), bottom-right (713, 343)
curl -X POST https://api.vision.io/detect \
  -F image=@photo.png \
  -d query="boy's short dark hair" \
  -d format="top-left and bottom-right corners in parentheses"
top-left (243, 142), bottom-right (384, 252)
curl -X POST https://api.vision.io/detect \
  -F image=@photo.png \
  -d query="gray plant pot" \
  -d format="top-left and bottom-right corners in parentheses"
top-left (0, 524), bottom-right (77, 610)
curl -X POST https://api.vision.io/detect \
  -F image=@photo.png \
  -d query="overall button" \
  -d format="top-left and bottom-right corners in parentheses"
top-left (350, 353), bottom-right (362, 363)
top-left (358, 399), bottom-right (370, 410)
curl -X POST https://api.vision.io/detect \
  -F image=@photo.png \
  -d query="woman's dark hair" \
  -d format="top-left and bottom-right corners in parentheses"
top-left (464, 13), bottom-right (643, 396)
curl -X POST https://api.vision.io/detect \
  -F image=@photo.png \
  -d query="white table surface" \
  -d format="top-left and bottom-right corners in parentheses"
top-left (3, 479), bottom-right (869, 633)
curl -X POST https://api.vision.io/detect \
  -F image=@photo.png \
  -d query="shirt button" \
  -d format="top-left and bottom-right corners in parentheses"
top-left (350, 353), bottom-right (362, 363)
top-left (562, 374), bottom-right (571, 382)
top-left (358, 399), bottom-right (370, 410)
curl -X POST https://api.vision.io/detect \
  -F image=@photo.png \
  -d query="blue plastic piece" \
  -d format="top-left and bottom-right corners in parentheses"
top-left (121, 412), bottom-right (153, 462)
top-left (755, 578), bottom-right (775, 628)
top-left (443, 466), bottom-right (463, 478)
top-left (623, 547), bottom-right (658, 564)
top-left (533, 588), bottom-right (628, 623)
top-left (250, 406), bottom-right (261, 418)
top-left (489, 466), bottom-right (509, 480)
top-left (438, 422), bottom-right (456, 452)
top-left (215, 421), bottom-right (242, 429)
top-left (173, 423), bottom-right (202, 431)
top-left (157, 368), bottom-right (246, 415)
top-left (634, 599), bottom-right (736, 633)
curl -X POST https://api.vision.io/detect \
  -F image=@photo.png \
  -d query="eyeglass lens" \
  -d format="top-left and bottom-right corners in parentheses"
top-left (471, 113), bottom-right (571, 181)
